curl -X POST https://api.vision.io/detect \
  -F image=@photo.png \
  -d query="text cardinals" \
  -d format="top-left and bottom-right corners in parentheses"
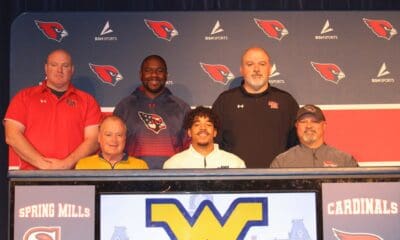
top-left (327, 198), bottom-right (398, 215)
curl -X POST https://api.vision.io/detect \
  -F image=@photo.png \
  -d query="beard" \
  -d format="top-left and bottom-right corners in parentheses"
top-left (301, 130), bottom-right (318, 145)
top-left (245, 74), bottom-right (269, 91)
top-left (142, 78), bottom-right (166, 94)
top-left (194, 130), bottom-right (213, 147)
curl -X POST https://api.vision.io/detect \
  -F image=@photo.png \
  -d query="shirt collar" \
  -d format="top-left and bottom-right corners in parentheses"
top-left (40, 80), bottom-right (76, 95)
top-left (98, 152), bottom-right (129, 161)
top-left (189, 144), bottom-right (219, 158)
top-left (239, 81), bottom-right (270, 97)
top-left (299, 143), bottom-right (327, 151)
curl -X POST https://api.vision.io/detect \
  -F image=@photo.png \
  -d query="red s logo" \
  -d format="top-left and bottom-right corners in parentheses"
top-left (23, 226), bottom-right (61, 240)
top-left (34, 20), bottom-right (68, 42)
top-left (200, 63), bottom-right (235, 85)
top-left (333, 228), bottom-right (383, 240)
top-left (89, 63), bottom-right (123, 86)
top-left (311, 62), bottom-right (345, 84)
top-left (144, 19), bottom-right (178, 41)
top-left (254, 19), bottom-right (289, 40)
top-left (363, 18), bottom-right (397, 40)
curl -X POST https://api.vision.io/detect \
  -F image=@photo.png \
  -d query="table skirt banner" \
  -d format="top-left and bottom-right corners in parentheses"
top-left (322, 182), bottom-right (400, 240)
top-left (14, 185), bottom-right (95, 240)
top-left (101, 192), bottom-right (317, 240)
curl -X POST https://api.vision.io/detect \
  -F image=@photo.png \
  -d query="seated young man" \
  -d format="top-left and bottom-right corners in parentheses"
top-left (163, 106), bottom-right (245, 169)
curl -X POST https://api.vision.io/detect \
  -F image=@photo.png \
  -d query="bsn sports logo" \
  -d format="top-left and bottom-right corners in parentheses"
top-left (371, 62), bottom-right (395, 83)
top-left (23, 226), bottom-right (61, 240)
top-left (89, 63), bottom-right (123, 86)
top-left (363, 18), bottom-right (397, 40)
top-left (200, 63), bottom-right (235, 85)
top-left (377, 62), bottom-right (390, 78)
top-left (268, 64), bottom-right (286, 84)
top-left (144, 19), bottom-right (178, 41)
top-left (311, 62), bottom-right (345, 84)
top-left (254, 19), bottom-right (289, 40)
top-left (269, 64), bottom-right (280, 78)
top-left (147, 197), bottom-right (268, 240)
top-left (333, 228), bottom-right (383, 240)
top-left (138, 111), bottom-right (167, 134)
top-left (35, 20), bottom-right (68, 42)
top-left (321, 20), bottom-right (334, 34)
top-left (315, 20), bottom-right (338, 40)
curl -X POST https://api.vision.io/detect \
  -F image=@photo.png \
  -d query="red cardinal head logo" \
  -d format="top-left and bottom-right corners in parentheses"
top-left (138, 111), bottom-right (166, 134)
top-left (363, 18), bottom-right (397, 40)
top-left (35, 20), bottom-right (68, 42)
top-left (89, 63), bottom-right (123, 86)
top-left (144, 19), bottom-right (178, 41)
top-left (333, 228), bottom-right (383, 240)
top-left (200, 63), bottom-right (235, 85)
top-left (311, 62), bottom-right (345, 84)
top-left (254, 19), bottom-right (289, 40)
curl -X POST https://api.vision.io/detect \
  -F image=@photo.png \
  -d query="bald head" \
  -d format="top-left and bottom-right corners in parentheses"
top-left (241, 47), bottom-right (271, 65)
top-left (99, 115), bottom-right (127, 134)
top-left (44, 48), bottom-right (74, 91)
top-left (46, 49), bottom-right (73, 64)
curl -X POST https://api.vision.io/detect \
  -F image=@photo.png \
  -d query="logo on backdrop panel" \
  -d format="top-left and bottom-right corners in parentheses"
top-left (311, 62), bottom-right (345, 84)
top-left (144, 19), bottom-right (178, 41)
top-left (315, 20), bottom-right (338, 40)
top-left (205, 20), bottom-right (228, 41)
top-left (268, 64), bottom-right (285, 84)
top-left (23, 226), bottom-right (61, 240)
top-left (363, 18), bottom-right (397, 40)
top-left (332, 228), bottom-right (383, 240)
top-left (89, 63), bottom-right (123, 86)
top-left (95, 21), bottom-right (118, 41)
top-left (371, 62), bottom-right (395, 83)
top-left (34, 20), bottom-right (68, 42)
top-left (254, 19), bottom-right (289, 40)
top-left (200, 62), bottom-right (235, 85)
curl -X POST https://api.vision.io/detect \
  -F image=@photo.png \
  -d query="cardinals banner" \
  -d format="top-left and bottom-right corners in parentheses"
top-left (101, 192), bottom-right (317, 240)
top-left (322, 182), bottom-right (400, 240)
top-left (9, 11), bottom-right (400, 169)
top-left (14, 185), bottom-right (95, 240)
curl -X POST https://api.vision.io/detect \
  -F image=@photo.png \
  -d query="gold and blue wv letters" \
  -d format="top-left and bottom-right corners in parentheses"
top-left (146, 197), bottom-right (268, 240)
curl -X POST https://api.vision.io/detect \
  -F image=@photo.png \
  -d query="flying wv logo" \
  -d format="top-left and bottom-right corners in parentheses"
top-left (146, 197), bottom-right (268, 240)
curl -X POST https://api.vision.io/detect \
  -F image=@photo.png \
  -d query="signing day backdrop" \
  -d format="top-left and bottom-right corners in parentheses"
top-left (9, 11), bottom-right (400, 168)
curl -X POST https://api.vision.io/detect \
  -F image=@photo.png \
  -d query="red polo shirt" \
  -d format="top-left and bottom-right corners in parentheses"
top-left (5, 81), bottom-right (102, 170)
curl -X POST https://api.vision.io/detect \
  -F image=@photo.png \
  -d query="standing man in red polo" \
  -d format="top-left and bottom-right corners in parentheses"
top-left (4, 49), bottom-right (102, 170)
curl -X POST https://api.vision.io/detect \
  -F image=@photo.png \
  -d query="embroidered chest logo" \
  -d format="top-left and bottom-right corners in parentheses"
top-left (66, 98), bottom-right (77, 107)
top-left (138, 111), bottom-right (167, 134)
